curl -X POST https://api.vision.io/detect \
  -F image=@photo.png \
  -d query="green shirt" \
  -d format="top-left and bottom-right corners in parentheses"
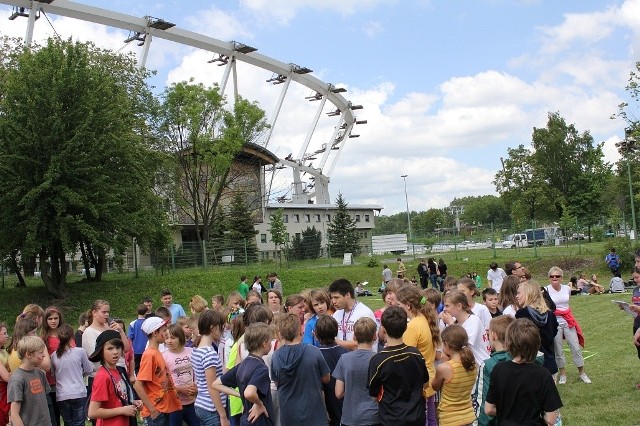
top-left (238, 282), bottom-right (249, 299)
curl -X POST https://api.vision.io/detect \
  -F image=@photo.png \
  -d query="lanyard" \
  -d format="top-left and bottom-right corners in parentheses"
top-left (341, 301), bottom-right (358, 341)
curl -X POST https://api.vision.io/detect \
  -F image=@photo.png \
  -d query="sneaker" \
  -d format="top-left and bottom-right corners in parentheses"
top-left (580, 374), bottom-right (591, 384)
top-left (558, 375), bottom-right (567, 384)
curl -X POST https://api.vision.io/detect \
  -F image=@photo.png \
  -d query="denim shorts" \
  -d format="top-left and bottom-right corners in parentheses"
top-left (195, 407), bottom-right (222, 426)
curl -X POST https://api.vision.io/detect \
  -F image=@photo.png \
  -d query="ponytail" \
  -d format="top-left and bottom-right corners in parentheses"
top-left (459, 346), bottom-right (476, 372)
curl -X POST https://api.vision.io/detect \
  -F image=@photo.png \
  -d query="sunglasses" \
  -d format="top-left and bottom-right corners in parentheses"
top-left (549, 275), bottom-right (562, 279)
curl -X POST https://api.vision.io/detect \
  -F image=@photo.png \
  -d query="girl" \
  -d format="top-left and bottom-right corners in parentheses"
top-left (0, 322), bottom-right (10, 426)
top-left (226, 292), bottom-right (245, 322)
top-left (252, 276), bottom-right (265, 299)
top-left (441, 290), bottom-right (490, 366)
top-left (51, 324), bottom-right (93, 426)
top-left (545, 267), bottom-right (591, 384)
top-left (190, 296), bottom-right (209, 317)
top-left (515, 281), bottom-right (559, 374)
top-left (16, 304), bottom-right (44, 332)
top-left (374, 281), bottom-right (399, 351)
top-left (88, 329), bottom-right (142, 426)
top-left (266, 289), bottom-right (282, 314)
top-left (246, 290), bottom-right (263, 306)
top-left (8, 318), bottom-right (50, 372)
top-left (191, 310), bottom-right (229, 426)
top-left (224, 314), bottom-right (245, 426)
top-left (303, 289), bottom-right (333, 346)
top-left (43, 306), bottom-right (65, 426)
top-left (458, 278), bottom-right (492, 331)
top-left (432, 324), bottom-right (476, 426)
top-left (498, 275), bottom-right (520, 317)
top-left (395, 285), bottom-right (440, 426)
top-left (163, 324), bottom-right (200, 426)
top-left (284, 294), bottom-right (306, 330)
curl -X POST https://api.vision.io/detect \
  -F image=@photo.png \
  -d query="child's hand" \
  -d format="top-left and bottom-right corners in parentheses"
top-left (440, 312), bottom-right (454, 326)
top-left (248, 403), bottom-right (269, 422)
top-left (122, 405), bottom-right (138, 417)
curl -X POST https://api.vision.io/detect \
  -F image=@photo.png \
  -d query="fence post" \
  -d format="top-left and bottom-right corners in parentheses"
top-left (533, 219), bottom-right (538, 258)
top-left (576, 218), bottom-right (582, 255)
top-left (492, 222), bottom-right (497, 259)
top-left (244, 239), bottom-right (248, 264)
top-left (170, 244), bottom-right (175, 271)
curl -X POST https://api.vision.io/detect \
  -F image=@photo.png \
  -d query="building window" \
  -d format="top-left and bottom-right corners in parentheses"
top-left (294, 214), bottom-right (300, 223)
top-left (327, 214), bottom-right (331, 222)
top-left (260, 234), bottom-right (267, 243)
top-left (305, 214), bottom-right (311, 223)
top-left (356, 214), bottom-right (361, 222)
top-left (285, 233), bottom-right (290, 242)
top-left (365, 214), bottom-right (370, 222)
top-left (283, 214), bottom-right (288, 223)
top-left (364, 232), bottom-right (368, 238)
top-left (295, 233), bottom-right (301, 240)
top-left (315, 214), bottom-right (321, 222)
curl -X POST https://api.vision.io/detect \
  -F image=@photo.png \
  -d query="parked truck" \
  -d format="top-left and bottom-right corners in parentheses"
top-left (502, 227), bottom-right (561, 248)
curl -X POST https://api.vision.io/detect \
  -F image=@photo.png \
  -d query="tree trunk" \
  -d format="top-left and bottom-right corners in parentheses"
top-left (22, 255), bottom-right (36, 277)
top-left (9, 250), bottom-right (26, 287)
top-left (79, 239), bottom-right (92, 281)
top-left (39, 242), bottom-right (66, 298)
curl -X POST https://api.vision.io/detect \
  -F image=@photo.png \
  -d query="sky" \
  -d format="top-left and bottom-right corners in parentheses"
top-left (1, 0), bottom-right (639, 216)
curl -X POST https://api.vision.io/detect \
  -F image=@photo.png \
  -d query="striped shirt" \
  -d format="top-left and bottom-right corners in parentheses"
top-left (192, 346), bottom-right (226, 412)
top-left (438, 359), bottom-right (477, 426)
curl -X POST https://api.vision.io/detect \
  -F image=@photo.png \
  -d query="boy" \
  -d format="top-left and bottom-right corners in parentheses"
top-left (211, 295), bottom-right (225, 311)
top-left (143, 297), bottom-right (154, 315)
top-left (478, 315), bottom-right (514, 426)
top-left (133, 317), bottom-right (181, 425)
top-left (368, 306), bottom-right (428, 426)
top-left (212, 323), bottom-right (274, 425)
top-left (271, 313), bottom-right (330, 426)
top-left (485, 318), bottom-right (563, 425)
top-left (333, 317), bottom-right (379, 426)
top-left (161, 289), bottom-right (186, 324)
top-left (396, 258), bottom-right (406, 279)
top-left (128, 303), bottom-right (149, 373)
top-left (329, 278), bottom-right (377, 351)
top-left (7, 336), bottom-right (52, 426)
top-left (238, 276), bottom-right (250, 299)
top-left (315, 315), bottom-right (348, 426)
top-left (176, 316), bottom-right (194, 347)
top-left (481, 288), bottom-right (503, 318)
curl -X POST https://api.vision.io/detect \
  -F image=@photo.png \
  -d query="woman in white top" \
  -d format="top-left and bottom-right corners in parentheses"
top-left (457, 278), bottom-right (491, 330)
top-left (545, 266), bottom-right (591, 385)
top-left (498, 275), bottom-right (520, 317)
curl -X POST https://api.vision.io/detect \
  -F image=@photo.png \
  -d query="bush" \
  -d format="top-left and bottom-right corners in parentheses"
top-left (367, 256), bottom-right (379, 268)
top-left (604, 237), bottom-right (640, 273)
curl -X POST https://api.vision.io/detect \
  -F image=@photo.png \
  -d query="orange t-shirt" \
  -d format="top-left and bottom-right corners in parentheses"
top-left (137, 347), bottom-right (181, 417)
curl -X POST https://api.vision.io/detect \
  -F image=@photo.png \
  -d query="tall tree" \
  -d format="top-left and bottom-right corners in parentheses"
top-left (226, 193), bottom-right (258, 263)
top-left (268, 208), bottom-right (287, 266)
top-left (158, 81), bottom-right (269, 245)
top-left (327, 193), bottom-right (360, 257)
top-left (0, 38), bottom-right (168, 296)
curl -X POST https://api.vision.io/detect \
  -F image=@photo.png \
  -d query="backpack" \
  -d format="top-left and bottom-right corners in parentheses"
top-left (607, 254), bottom-right (620, 268)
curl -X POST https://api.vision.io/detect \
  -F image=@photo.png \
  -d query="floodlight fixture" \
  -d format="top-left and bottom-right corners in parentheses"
top-left (291, 63), bottom-right (313, 74)
top-left (327, 109), bottom-right (341, 117)
top-left (124, 31), bottom-right (146, 46)
top-left (356, 120), bottom-right (368, 125)
top-left (330, 87), bottom-right (347, 93)
top-left (35, 0), bottom-right (55, 3)
top-left (305, 92), bottom-right (323, 101)
top-left (349, 134), bottom-right (360, 138)
top-left (9, 6), bottom-right (37, 20)
top-left (349, 103), bottom-right (363, 110)
top-left (208, 53), bottom-right (229, 66)
top-left (231, 41), bottom-right (257, 54)
top-left (266, 74), bottom-right (287, 84)
top-left (146, 16), bottom-right (175, 30)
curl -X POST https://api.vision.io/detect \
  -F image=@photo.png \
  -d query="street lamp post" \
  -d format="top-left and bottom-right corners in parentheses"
top-left (617, 129), bottom-right (638, 240)
top-left (401, 175), bottom-right (416, 259)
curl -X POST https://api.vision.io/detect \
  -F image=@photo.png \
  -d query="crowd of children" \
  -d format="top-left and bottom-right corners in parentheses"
top-left (22, 255), bottom-right (640, 425)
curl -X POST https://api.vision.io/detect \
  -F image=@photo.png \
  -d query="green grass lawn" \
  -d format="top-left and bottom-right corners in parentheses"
top-left (0, 241), bottom-right (636, 425)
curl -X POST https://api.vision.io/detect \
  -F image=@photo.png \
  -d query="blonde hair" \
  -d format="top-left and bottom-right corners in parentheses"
top-left (189, 295), bottom-right (208, 315)
top-left (17, 335), bottom-right (46, 360)
top-left (518, 281), bottom-right (549, 313)
top-left (395, 285), bottom-right (441, 346)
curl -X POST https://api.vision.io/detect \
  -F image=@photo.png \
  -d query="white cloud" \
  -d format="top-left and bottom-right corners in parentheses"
top-left (184, 7), bottom-right (254, 41)
top-left (362, 21), bottom-right (383, 38)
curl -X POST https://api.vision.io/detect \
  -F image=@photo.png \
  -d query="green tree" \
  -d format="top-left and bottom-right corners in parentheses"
top-left (226, 193), bottom-right (258, 262)
top-left (494, 144), bottom-right (556, 224)
top-left (0, 38), bottom-right (168, 296)
top-left (158, 81), bottom-right (269, 246)
top-left (450, 195), bottom-right (511, 228)
top-left (301, 226), bottom-right (322, 259)
top-left (268, 208), bottom-right (287, 266)
top-left (327, 193), bottom-right (360, 257)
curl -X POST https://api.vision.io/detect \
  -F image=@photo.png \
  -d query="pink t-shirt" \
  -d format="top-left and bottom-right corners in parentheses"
top-left (162, 347), bottom-right (195, 405)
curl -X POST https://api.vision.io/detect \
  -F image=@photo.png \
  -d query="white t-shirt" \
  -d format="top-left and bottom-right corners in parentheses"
top-left (333, 301), bottom-right (378, 351)
top-left (459, 314), bottom-right (491, 365)
top-left (471, 302), bottom-right (492, 330)
top-left (502, 305), bottom-right (517, 318)
top-left (487, 268), bottom-right (507, 293)
top-left (545, 284), bottom-right (570, 325)
top-left (252, 282), bottom-right (262, 293)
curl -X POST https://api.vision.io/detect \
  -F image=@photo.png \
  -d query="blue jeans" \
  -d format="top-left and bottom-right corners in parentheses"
top-left (58, 397), bottom-right (86, 426)
top-left (145, 412), bottom-right (170, 426)
top-left (195, 407), bottom-right (222, 426)
top-left (170, 403), bottom-right (201, 426)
